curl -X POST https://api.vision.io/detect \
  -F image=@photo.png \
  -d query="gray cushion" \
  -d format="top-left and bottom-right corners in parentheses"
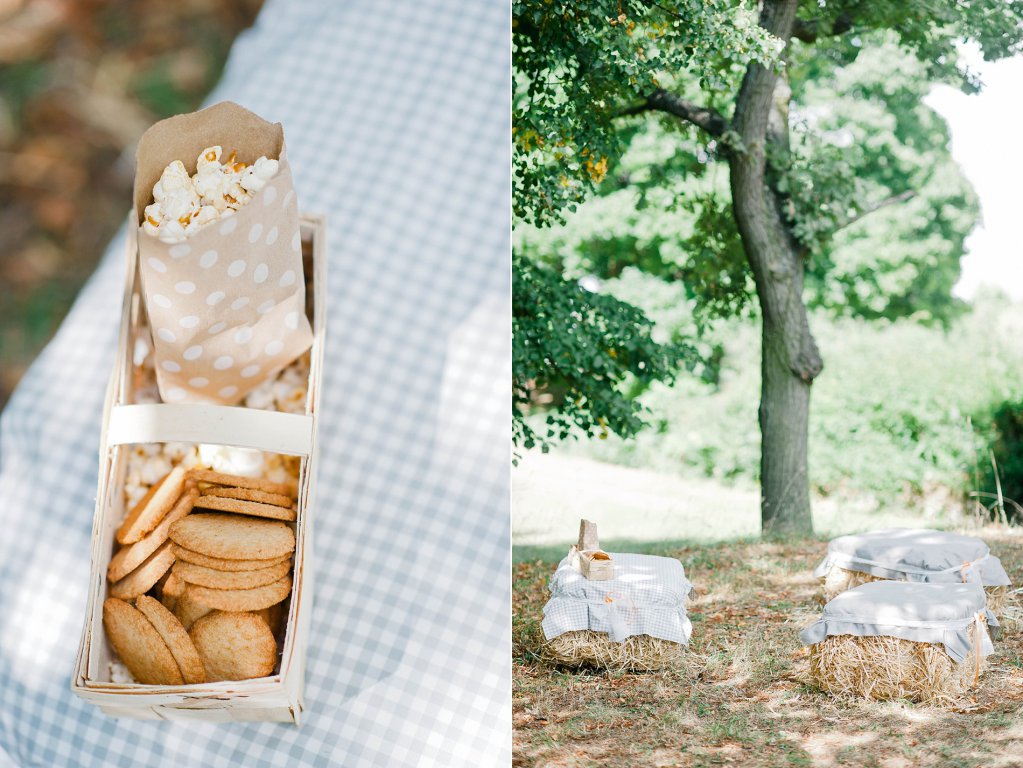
top-left (813, 528), bottom-right (1011, 586)
top-left (800, 581), bottom-right (998, 663)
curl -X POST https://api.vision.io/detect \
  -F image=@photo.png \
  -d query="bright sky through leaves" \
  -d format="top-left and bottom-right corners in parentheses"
top-left (928, 50), bottom-right (1023, 300)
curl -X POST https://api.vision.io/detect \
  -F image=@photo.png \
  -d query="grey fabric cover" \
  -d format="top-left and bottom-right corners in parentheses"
top-left (542, 553), bottom-right (693, 644)
top-left (813, 528), bottom-right (1011, 586)
top-left (800, 581), bottom-right (998, 663)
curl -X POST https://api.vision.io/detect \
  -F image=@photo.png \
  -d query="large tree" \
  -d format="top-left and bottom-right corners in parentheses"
top-left (513, 0), bottom-right (1022, 535)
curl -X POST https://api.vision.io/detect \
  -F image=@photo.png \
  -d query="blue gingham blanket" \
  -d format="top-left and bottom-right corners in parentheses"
top-left (542, 553), bottom-right (694, 644)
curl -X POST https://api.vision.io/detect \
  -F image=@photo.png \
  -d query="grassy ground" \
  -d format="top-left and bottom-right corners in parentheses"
top-left (513, 530), bottom-right (1023, 767)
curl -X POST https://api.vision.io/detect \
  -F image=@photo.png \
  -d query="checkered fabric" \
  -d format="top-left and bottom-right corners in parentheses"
top-left (0, 1), bottom-right (510, 766)
top-left (542, 554), bottom-right (694, 644)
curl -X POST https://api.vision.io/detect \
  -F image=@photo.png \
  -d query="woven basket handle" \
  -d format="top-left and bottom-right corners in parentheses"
top-left (106, 403), bottom-right (313, 456)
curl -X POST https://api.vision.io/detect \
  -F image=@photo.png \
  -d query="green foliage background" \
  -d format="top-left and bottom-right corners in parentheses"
top-left (526, 269), bottom-right (1023, 512)
top-left (512, 0), bottom-right (1023, 516)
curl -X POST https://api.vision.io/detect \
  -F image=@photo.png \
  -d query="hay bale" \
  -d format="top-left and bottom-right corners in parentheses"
top-left (801, 581), bottom-right (996, 703)
top-left (821, 565), bottom-right (1010, 619)
top-left (541, 552), bottom-right (694, 672)
top-left (807, 634), bottom-right (984, 704)
top-left (543, 630), bottom-right (687, 672)
top-left (820, 565), bottom-right (886, 602)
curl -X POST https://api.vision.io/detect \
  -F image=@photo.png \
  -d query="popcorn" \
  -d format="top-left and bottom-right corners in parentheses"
top-left (244, 383), bottom-right (277, 411)
top-left (109, 660), bottom-right (134, 684)
top-left (141, 146), bottom-right (279, 243)
top-left (198, 444), bottom-right (265, 477)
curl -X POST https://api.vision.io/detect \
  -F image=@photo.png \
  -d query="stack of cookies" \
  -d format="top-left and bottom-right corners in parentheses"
top-left (103, 465), bottom-right (298, 684)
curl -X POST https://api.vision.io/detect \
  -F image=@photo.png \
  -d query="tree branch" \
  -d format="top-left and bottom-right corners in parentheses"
top-left (791, 14), bottom-right (855, 43)
top-left (835, 189), bottom-right (916, 231)
top-left (616, 89), bottom-right (729, 137)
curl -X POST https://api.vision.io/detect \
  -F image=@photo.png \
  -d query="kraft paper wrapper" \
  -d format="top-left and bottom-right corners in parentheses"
top-left (134, 101), bottom-right (314, 405)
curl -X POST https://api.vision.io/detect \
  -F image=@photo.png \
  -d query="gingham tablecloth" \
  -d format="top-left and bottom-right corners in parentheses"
top-left (542, 553), bottom-right (694, 644)
top-left (0, 1), bottom-right (510, 766)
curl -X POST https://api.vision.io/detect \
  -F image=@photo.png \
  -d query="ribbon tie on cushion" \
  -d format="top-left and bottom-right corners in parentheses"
top-left (591, 593), bottom-right (637, 642)
top-left (973, 611), bottom-right (992, 688)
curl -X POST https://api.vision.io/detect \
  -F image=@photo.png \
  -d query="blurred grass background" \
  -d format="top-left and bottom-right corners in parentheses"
top-left (0, 0), bottom-right (264, 408)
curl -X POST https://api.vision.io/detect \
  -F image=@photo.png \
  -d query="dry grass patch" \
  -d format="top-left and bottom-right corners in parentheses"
top-left (513, 532), bottom-right (1023, 767)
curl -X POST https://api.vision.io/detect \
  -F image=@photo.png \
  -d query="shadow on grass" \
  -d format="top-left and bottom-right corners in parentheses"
top-left (514, 535), bottom-right (794, 564)
top-left (519, 535), bottom-right (769, 560)
top-left (513, 533), bottom-right (1023, 767)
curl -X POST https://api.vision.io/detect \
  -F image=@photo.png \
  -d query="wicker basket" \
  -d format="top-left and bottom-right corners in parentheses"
top-left (70, 214), bottom-right (326, 723)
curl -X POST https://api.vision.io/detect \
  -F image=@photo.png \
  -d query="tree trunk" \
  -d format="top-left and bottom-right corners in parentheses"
top-left (729, 0), bottom-right (822, 536)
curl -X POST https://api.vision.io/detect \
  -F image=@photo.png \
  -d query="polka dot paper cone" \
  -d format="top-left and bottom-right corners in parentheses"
top-left (133, 102), bottom-right (314, 404)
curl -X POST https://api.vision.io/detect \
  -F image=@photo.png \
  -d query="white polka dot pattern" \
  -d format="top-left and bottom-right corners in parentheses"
top-left (135, 118), bottom-right (313, 405)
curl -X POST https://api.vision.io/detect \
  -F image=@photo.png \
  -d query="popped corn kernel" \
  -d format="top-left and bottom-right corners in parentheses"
top-left (141, 147), bottom-right (279, 240)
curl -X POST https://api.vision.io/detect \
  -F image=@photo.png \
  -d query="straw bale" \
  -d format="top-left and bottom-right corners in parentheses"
top-left (807, 634), bottom-right (984, 704)
top-left (543, 631), bottom-right (686, 672)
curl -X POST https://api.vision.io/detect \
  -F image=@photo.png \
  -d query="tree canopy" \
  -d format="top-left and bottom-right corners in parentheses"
top-left (513, 0), bottom-right (1023, 533)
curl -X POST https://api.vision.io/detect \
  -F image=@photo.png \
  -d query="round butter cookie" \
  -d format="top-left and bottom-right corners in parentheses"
top-left (117, 466), bottom-right (187, 544)
top-left (188, 468), bottom-right (295, 498)
top-left (194, 495), bottom-right (296, 522)
top-left (172, 544), bottom-right (290, 571)
top-left (190, 611), bottom-right (278, 682)
top-left (135, 595), bottom-right (206, 685)
top-left (169, 513), bottom-right (295, 561)
top-left (102, 598), bottom-right (183, 685)
top-left (108, 486), bottom-right (198, 582)
top-left (188, 574), bottom-right (292, 612)
top-left (109, 541), bottom-right (176, 600)
top-left (173, 558), bottom-right (291, 590)
top-left (200, 486), bottom-right (293, 508)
